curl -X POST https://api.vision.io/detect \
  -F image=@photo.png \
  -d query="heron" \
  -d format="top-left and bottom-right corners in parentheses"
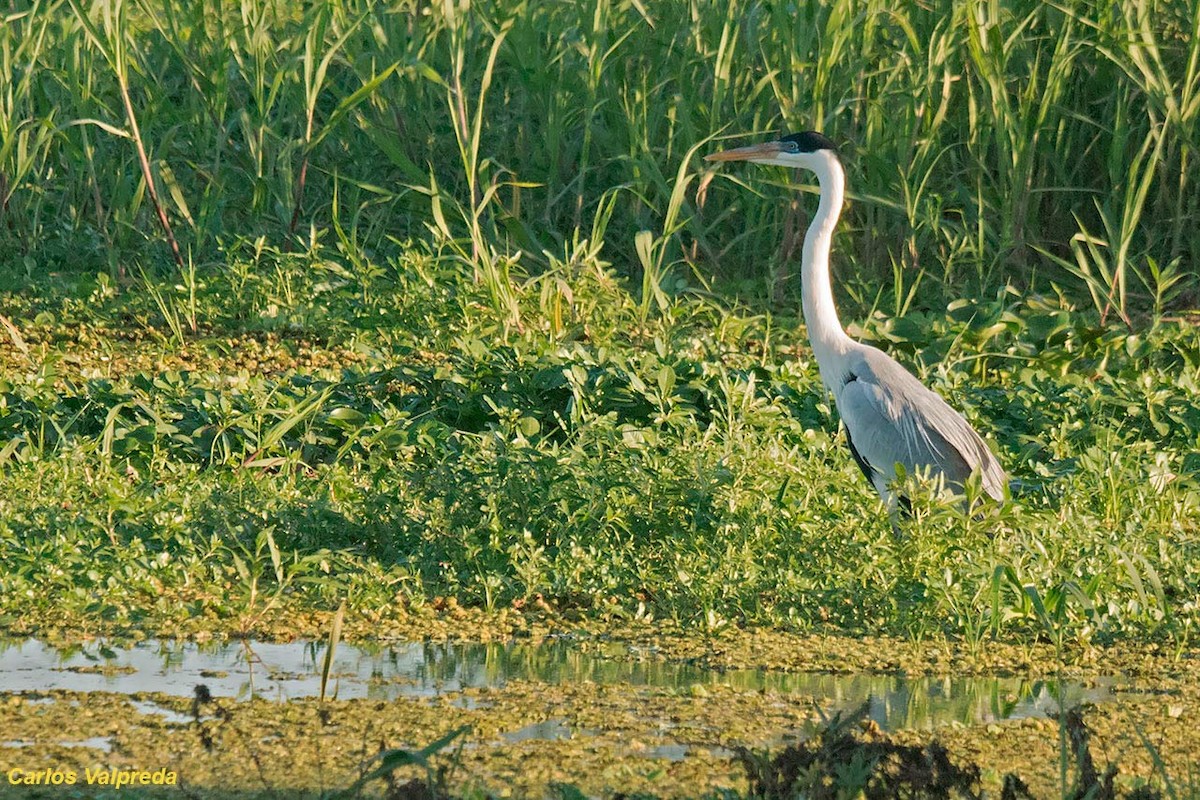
top-left (706, 131), bottom-right (1006, 514)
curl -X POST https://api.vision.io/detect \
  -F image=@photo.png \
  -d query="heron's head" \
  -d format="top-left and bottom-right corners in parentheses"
top-left (705, 131), bottom-right (840, 172)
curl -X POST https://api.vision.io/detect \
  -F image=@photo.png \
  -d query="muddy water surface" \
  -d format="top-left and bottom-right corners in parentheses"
top-left (0, 636), bottom-right (1111, 730)
top-left (0, 636), bottom-right (1193, 799)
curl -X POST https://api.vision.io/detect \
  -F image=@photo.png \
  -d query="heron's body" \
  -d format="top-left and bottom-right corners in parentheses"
top-left (827, 342), bottom-right (1007, 506)
top-left (707, 132), bottom-right (1005, 510)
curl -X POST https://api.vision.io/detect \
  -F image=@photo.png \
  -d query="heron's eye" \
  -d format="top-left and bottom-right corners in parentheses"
top-left (785, 141), bottom-right (800, 153)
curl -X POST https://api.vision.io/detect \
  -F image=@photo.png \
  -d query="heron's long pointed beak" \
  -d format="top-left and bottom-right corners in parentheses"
top-left (704, 141), bottom-right (787, 163)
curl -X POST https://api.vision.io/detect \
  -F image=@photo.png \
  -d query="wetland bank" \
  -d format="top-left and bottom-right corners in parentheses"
top-left (4, 0), bottom-right (1200, 795)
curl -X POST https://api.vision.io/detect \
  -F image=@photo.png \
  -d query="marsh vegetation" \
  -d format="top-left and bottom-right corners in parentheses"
top-left (1, 0), bottom-right (1199, 794)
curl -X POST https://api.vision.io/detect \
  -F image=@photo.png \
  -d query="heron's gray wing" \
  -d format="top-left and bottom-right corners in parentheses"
top-left (834, 346), bottom-right (1006, 500)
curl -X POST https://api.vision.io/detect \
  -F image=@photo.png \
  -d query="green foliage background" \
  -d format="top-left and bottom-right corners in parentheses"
top-left (2, 0), bottom-right (1198, 314)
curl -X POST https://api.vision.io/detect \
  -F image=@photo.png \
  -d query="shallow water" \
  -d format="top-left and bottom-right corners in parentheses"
top-left (0, 637), bottom-right (1113, 733)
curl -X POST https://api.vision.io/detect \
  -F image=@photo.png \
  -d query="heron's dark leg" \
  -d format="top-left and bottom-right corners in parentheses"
top-left (885, 493), bottom-right (915, 538)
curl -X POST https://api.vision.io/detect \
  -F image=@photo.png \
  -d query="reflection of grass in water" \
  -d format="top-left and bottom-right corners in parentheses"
top-left (4, 636), bottom-right (1109, 732)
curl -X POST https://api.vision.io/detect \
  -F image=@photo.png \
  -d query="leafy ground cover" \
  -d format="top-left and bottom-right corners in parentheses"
top-left (1, 246), bottom-right (1197, 654)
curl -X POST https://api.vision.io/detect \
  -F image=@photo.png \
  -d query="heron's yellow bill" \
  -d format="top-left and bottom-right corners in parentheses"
top-left (704, 141), bottom-right (787, 162)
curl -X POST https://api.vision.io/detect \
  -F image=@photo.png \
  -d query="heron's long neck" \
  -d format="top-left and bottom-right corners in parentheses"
top-left (801, 154), bottom-right (852, 371)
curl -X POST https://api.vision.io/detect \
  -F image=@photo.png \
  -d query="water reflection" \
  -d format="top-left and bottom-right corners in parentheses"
top-left (0, 637), bottom-right (1112, 731)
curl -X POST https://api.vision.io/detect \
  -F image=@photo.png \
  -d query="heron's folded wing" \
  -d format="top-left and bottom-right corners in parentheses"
top-left (837, 350), bottom-right (1005, 499)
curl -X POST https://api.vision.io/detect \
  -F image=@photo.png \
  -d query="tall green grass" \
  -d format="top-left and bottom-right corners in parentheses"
top-left (1, 0), bottom-right (1197, 322)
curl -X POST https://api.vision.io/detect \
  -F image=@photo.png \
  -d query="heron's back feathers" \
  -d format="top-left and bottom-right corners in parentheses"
top-left (831, 345), bottom-right (1006, 502)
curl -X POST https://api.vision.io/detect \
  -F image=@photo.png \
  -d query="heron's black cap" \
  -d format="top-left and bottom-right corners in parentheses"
top-left (780, 131), bottom-right (839, 155)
